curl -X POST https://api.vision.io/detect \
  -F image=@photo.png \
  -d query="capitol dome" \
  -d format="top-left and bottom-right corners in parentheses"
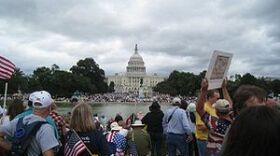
top-left (126, 44), bottom-right (146, 75)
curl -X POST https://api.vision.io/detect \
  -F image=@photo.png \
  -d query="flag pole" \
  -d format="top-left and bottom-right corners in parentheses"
top-left (3, 82), bottom-right (8, 111)
top-left (1, 82), bottom-right (8, 124)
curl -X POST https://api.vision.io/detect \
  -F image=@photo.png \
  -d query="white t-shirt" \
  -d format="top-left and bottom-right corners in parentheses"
top-left (0, 115), bottom-right (10, 126)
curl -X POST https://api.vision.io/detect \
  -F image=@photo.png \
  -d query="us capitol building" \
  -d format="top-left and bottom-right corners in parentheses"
top-left (107, 44), bottom-right (166, 97)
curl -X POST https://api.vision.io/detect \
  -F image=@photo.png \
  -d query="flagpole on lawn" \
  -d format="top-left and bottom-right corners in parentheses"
top-left (3, 82), bottom-right (8, 110)
top-left (1, 82), bottom-right (8, 124)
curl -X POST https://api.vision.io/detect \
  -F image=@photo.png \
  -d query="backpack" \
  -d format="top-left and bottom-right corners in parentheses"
top-left (10, 117), bottom-right (47, 156)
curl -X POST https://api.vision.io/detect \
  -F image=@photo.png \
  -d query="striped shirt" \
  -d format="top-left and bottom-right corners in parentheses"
top-left (202, 112), bottom-right (232, 154)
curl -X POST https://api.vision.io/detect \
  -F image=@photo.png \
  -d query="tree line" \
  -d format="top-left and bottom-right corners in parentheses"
top-left (154, 70), bottom-right (280, 97)
top-left (0, 58), bottom-right (109, 97)
top-left (1, 57), bottom-right (279, 98)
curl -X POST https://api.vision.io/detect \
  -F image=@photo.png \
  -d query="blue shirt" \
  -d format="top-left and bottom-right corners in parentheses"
top-left (15, 108), bottom-right (59, 139)
top-left (162, 106), bottom-right (192, 135)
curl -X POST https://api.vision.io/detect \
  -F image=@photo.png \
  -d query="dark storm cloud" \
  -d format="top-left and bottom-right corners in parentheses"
top-left (0, 0), bottom-right (279, 77)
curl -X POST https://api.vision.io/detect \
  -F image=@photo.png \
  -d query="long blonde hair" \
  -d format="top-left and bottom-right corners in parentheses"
top-left (70, 103), bottom-right (95, 132)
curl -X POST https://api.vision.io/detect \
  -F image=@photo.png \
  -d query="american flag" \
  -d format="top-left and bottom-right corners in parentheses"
top-left (64, 131), bottom-right (86, 156)
top-left (0, 56), bottom-right (15, 80)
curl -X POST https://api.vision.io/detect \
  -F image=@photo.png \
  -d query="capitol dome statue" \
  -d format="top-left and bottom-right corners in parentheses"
top-left (107, 44), bottom-right (166, 96)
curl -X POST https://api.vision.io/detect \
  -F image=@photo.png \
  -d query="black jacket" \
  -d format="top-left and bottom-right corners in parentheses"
top-left (142, 110), bottom-right (164, 133)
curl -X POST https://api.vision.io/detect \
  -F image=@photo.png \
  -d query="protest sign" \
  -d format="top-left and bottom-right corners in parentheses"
top-left (205, 50), bottom-right (233, 90)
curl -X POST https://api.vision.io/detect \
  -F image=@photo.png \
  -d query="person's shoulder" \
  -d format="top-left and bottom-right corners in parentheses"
top-left (14, 109), bottom-right (31, 119)
top-left (40, 122), bottom-right (53, 130)
top-left (91, 129), bottom-right (104, 136)
top-left (177, 108), bottom-right (186, 114)
top-left (83, 129), bottom-right (105, 140)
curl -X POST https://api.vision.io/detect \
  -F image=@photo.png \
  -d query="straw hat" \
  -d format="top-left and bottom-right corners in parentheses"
top-left (131, 120), bottom-right (145, 127)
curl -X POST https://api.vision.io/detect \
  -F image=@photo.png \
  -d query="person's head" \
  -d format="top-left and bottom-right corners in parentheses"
top-left (110, 121), bottom-right (123, 131)
top-left (28, 91), bottom-right (39, 107)
top-left (214, 99), bottom-right (231, 117)
top-left (149, 101), bottom-right (161, 112)
top-left (180, 100), bottom-right (188, 110)
top-left (207, 89), bottom-right (220, 104)
top-left (222, 106), bottom-right (280, 156)
top-left (32, 91), bottom-right (53, 117)
top-left (70, 103), bottom-right (95, 132)
top-left (115, 114), bottom-right (123, 123)
top-left (70, 97), bottom-right (78, 106)
top-left (233, 85), bottom-right (266, 116)
top-left (115, 114), bottom-right (126, 128)
top-left (7, 99), bottom-right (25, 120)
top-left (187, 103), bottom-right (196, 112)
top-left (172, 97), bottom-right (181, 106)
top-left (131, 120), bottom-right (145, 129)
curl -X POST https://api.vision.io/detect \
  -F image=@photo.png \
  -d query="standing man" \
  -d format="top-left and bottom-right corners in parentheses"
top-left (142, 101), bottom-right (164, 156)
top-left (196, 79), bottom-right (233, 155)
top-left (195, 79), bottom-right (231, 156)
top-left (0, 91), bottom-right (59, 156)
top-left (162, 97), bottom-right (193, 156)
top-left (15, 91), bottom-right (59, 140)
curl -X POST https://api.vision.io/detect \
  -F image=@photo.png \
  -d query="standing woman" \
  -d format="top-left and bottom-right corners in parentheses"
top-left (142, 101), bottom-right (164, 156)
top-left (65, 103), bottom-right (110, 156)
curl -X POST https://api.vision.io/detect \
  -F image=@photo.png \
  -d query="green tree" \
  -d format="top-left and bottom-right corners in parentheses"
top-left (154, 70), bottom-right (201, 96)
top-left (70, 58), bottom-right (108, 93)
top-left (32, 66), bottom-right (53, 91)
top-left (51, 64), bottom-right (60, 73)
top-left (0, 68), bottom-right (28, 94)
top-left (239, 73), bottom-right (258, 86)
top-left (270, 79), bottom-right (280, 95)
top-left (50, 70), bottom-right (91, 97)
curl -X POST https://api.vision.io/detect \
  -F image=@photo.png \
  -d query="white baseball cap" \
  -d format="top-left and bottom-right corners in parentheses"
top-left (172, 97), bottom-right (181, 104)
top-left (28, 91), bottom-right (39, 102)
top-left (32, 91), bottom-right (53, 108)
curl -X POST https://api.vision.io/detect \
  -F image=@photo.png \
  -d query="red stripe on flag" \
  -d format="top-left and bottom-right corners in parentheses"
top-left (0, 56), bottom-right (15, 80)
top-left (0, 57), bottom-right (15, 69)
top-left (73, 142), bottom-right (86, 156)
top-left (0, 69), bottom-right (13, 79)
top-left (0, 67), bottom-right (14, 75)
top-left (0, 63), bottom-right (15, 73)
top-left (0, 75), bottom-right (8, 80)
top-left (0, 59), bottom-right (15, 68)
top-left (0, 56), bottom-right (15, 64)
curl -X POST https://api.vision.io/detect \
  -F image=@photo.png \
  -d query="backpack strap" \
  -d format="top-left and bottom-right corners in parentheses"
top-left (167, 107), bottom-right (178, 123)
top-left (12, 117), bottom-right (47, 156)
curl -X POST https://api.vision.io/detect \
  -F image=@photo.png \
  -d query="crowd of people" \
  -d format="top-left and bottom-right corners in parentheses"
top-left (0, 79), bottom-right (280, 156)
top-left (1, 93), bottom-right (198, 104)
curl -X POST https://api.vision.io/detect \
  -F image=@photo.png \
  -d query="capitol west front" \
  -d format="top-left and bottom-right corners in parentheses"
top-left (107, 45), bottom-right (166, 96)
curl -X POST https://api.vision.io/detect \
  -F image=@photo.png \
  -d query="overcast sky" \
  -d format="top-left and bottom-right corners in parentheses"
top-left (0, 0), bottom-right (279, 78)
